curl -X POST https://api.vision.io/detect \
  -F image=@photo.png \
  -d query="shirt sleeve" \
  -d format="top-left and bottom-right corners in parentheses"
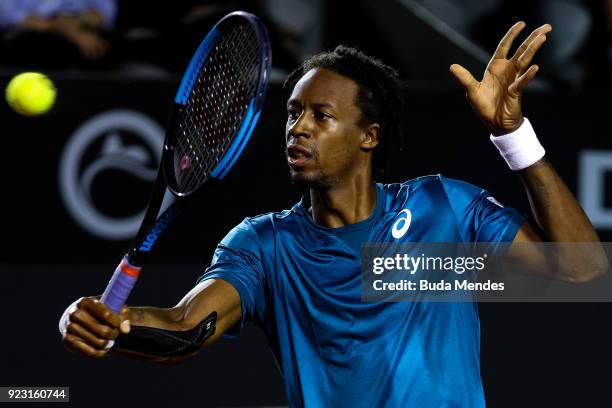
top-left (439, 175), bottom-right (526, 245)
top-left (197, 218), bottom-right (267, 336)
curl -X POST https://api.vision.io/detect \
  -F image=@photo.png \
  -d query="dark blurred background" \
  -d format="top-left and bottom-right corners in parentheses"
top-left (1, 0), bottom-right (611, 407)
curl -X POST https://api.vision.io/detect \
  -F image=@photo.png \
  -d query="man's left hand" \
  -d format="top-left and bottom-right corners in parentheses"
top-left (450, 22), bottom-right (552, 136)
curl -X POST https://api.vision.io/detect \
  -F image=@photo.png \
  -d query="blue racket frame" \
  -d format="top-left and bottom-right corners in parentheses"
top-left (100, 11), bottom-right (271, 314)
top-left (172, 11), bottom-right (271, 183)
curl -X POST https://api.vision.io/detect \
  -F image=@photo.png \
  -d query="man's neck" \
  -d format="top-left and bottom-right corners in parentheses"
top-left (309, 179), bottom-right (378, 228)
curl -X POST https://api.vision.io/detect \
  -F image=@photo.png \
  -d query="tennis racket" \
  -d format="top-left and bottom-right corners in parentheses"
top-left (100, 11), bottom-right (271, 314)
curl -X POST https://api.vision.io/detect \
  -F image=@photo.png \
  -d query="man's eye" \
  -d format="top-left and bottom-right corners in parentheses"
top-left (315, 111), bottom-right (330, 120)
top-left (288, 110), bottom-right (299, 119)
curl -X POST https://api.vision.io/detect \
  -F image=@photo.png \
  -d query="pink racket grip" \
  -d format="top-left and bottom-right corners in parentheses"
top-left (100, 257), bottom-right (141, 315)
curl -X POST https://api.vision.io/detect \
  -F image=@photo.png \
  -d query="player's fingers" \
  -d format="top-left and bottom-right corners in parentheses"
top-left (99, 37), bottom-right (111, 53)
top-left (516, 34), bottom-right (547, 73)
top-left (118, 305), bottom-right (129, 320)
top-left (88, 44), bottom-right (102, 59)
top-left (91, 39), bottom-right (106, 58)
top-left (67, 321), bottom-right (115, 349)
top-left (511, 24), bottom-right (552, 64)
top-left (118, 306), bottom-right (131, 334)
top-left (492, 21), bottom-right (526, 60)
top-left (449, 64), bottom-right (478, 92)
top-left (76, 41), bottom-right (95, 59)
top-left (64, 333), bottom-right (108, 358)
top-left (79, 38), bottom-right (101, 59)
top-left (88, 35), bottom-right (109, 59)
top-left (70, 307), bottom-right (119, 340)
top-left (79, 297), bottom-right (121, 327)
top-left (509, 65), bottom-right (539, 96)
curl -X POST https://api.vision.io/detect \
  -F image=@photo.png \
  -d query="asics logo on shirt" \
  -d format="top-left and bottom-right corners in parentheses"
top-left (391, 209), bottom-right (412, 239)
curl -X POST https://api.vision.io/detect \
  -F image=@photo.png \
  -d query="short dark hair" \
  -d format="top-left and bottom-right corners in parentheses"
top-left (284, 45), bottom-right (404, 178)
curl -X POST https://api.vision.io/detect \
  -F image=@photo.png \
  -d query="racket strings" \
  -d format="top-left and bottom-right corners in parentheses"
top-left (173, 21), bottom-right (261, 194)
top-left (176, 41), bottom-right (247, 190)
top-left (181, 25), bottom-right (257, 190)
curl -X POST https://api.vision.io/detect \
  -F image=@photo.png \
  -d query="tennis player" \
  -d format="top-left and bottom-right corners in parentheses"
top-left (60, 22), bottom-right (607, 407)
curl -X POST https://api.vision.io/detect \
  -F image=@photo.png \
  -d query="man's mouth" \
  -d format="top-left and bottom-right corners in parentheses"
top-left (287, 144), bottom-right (313, 167)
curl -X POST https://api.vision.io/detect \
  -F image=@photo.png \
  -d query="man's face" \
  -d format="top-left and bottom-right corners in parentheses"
top-left (285, 68), bottom-right (369, 189)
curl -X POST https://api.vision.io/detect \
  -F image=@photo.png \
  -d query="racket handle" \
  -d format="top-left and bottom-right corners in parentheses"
top-left (100, 257), bottom-right (141, 314)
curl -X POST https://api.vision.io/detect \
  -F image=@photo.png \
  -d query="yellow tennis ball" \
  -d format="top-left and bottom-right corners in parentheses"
top-left (5, 72), bottom-right (56, 116)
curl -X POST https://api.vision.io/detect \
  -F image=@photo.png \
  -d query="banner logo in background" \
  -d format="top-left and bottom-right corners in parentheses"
top-left (579, 150), bottom-right (612, 230)
top-left (59, 110), bottom-right (165, 240)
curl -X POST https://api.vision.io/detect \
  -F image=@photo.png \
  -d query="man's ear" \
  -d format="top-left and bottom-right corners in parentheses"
top-left (361, 123), bottom-right (380, 150)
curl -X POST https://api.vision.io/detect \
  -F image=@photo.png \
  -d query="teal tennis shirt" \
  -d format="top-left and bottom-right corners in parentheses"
top-left (199, 175), bottom-right (525, 407)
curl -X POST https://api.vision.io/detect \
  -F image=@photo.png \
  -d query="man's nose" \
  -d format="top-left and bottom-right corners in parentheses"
top-left (287, 113), bottom-right (312, 140)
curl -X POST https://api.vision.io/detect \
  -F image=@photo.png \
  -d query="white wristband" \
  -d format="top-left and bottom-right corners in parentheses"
top-left (489, 118), bottom-right (545, 171)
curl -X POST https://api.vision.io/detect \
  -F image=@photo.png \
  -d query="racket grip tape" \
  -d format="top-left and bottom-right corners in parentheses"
top-left (100, 257), bottom-right (141, 314)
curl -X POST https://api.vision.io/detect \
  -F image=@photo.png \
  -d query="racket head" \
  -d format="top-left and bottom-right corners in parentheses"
top-left (163, 11), bottom-right (271, 197)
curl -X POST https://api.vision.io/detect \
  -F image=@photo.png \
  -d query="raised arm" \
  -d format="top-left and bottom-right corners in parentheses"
top-left (450, 22), bottom-right (608, 282)
top-left (61, 278), bottom-right (241, 363)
